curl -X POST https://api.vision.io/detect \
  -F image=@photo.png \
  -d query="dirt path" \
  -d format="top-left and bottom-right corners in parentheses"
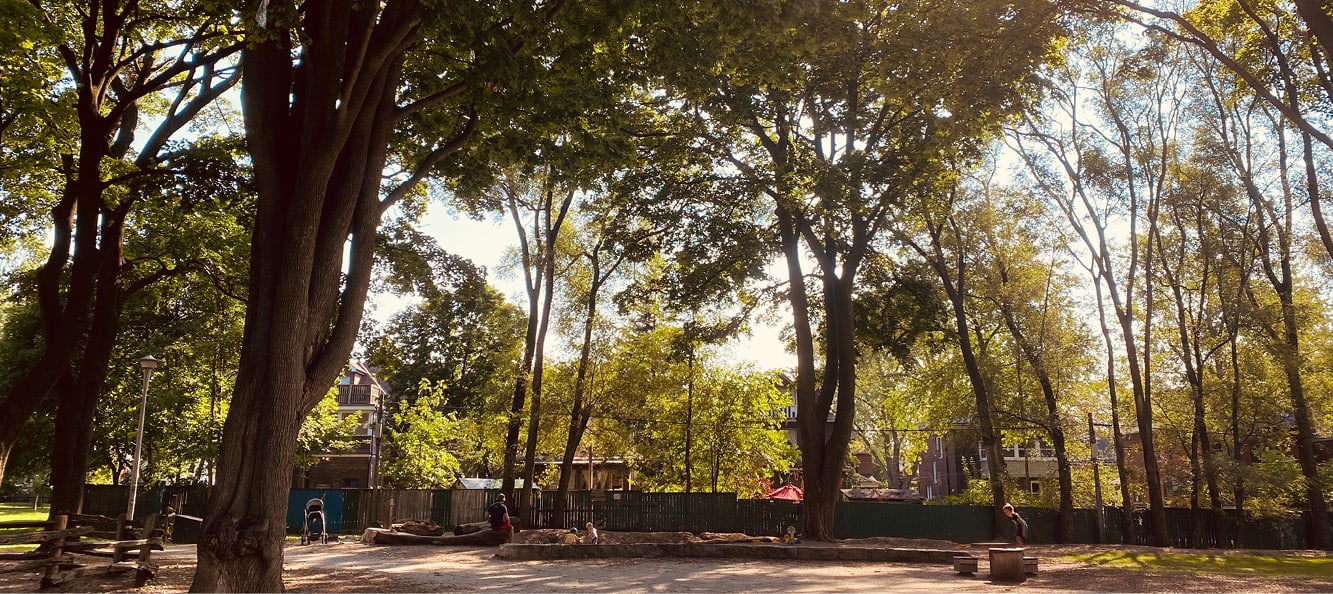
top-left (274, 542), bottom-right (1333, 593)
top-left (5, 537), bottom-right (1333, 592)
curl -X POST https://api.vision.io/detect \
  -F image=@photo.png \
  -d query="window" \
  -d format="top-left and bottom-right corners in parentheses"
top-left (1029, 481), bottom-right (1041, 495)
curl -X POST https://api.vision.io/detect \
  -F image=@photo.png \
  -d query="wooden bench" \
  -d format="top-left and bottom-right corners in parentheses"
top-left (951, 554), bottom-right (979, 575)
top-left (1024, 555), bottom-right (1038, 574)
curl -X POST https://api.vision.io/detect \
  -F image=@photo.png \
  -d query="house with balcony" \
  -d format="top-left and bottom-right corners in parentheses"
top-left (294, 361), bottom-right (389, 489)
top-left (917, 428), bottom-right (1117, 500)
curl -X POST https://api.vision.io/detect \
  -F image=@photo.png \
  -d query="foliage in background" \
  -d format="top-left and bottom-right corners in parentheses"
top-left (294, 389), bottom-right (360, 473)
top-left (380, 381), bottom-right (468, 489)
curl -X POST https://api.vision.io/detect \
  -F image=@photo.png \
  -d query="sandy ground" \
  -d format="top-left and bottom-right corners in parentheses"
top-left (4, 532), bottom-right (1333, 592)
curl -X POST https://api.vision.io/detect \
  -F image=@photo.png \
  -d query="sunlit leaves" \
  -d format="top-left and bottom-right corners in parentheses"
top-left (380, 380), bottom-right (466, 489)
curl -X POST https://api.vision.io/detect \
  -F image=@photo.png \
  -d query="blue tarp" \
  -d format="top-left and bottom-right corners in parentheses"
top-left (287, 489), bottom-right (344, 534)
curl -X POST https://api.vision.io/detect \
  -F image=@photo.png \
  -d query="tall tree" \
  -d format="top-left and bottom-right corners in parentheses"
top-left (365, 228), bottom-right (525, 411)
top-left (1198, 60), bottom-right (1330, 549)
top-left (905, 184), bottom-right (1015, 536)
top-left (0, 0), bottom-right (239, 507)
top-left (1152, 150), bottom-right (1232, 545)
top-left (192, 1), bottom-right (594, 588)
top-left (642, 0), bottom-right (1062, 540)
top-left (1101, 1), bottom-right (1333, 263)
top-left (549, 201), bottom-right (665, 526)
top-left (1011, 24), bottom-right (1181, 545)
top-left (508, 177), bottom-right (571, 528)
top-left (973, 182), bottom-right (1085, 544)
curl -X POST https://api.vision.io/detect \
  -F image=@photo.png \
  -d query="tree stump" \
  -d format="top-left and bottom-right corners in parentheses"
top-left (988, 547), bottom-right (1025, 582)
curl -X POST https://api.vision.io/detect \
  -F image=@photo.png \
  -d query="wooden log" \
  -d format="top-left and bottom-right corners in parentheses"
top-left (0, 521), bottom-right (54, 529)
top-left (0, 526), bottom-right (93, 546)
top-left (135, 514), bottom-right (157, 578)
top-left (67, 513), bottom-right (117, 527)
top-left (112, 514), bottom-right (128, 564)
top-left (74, 543), bottom-right (163, 559)
top-left (364, 527), bottom-right (511, 546)
top-left (453, 521), bottom-right (490, 536)
top-left (0, 551), bottom-right (51, 561)
top-left (395, 520), bottom-right (445, 536)
top-left (0, 554), bottom-right (72, 574)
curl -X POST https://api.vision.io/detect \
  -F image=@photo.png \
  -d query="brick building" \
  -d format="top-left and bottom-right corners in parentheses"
top-left (295, 361), bottom-right (389, 489)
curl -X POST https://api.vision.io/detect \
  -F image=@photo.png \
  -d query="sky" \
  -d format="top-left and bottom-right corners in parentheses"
top-left (366, 204), bottom-right (797, 371)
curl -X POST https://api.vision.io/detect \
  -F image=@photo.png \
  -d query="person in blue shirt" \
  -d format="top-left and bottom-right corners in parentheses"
top-left (1002, 503), bottom-right (1027, 546)
top-left (488, 494), bottom-right (513, 532)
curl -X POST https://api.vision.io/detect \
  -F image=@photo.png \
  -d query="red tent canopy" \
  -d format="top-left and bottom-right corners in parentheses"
top-left (766, 484), bottom-right (803, 501)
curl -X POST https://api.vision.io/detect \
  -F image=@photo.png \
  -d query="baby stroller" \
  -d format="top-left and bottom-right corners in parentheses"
top-left (301, 498), bottom-right (327, 545)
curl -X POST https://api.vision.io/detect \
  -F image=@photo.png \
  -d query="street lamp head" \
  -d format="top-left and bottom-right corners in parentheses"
top-left (139, 355), bottom-right (161, 371)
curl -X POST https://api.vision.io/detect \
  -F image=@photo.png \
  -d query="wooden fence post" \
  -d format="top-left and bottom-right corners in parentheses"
top-left (39, 514), bottom-right (67, 589)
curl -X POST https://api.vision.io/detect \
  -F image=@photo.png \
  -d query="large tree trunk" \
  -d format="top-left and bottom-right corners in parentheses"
top-left (50, 226), bottom-right (125, 518)
top-left (778, 204), bottom-right (830, 541)
top-left (191, 2), bottom-right (418, 589)
top-left (785, 211), bottom-right (860, 542)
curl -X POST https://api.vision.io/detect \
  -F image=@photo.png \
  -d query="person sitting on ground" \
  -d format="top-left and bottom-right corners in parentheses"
top-left (487, 494), bottom-right (513, 533)
top-left (561, 528), bottom-right (581, 544)
top-left (584, 522), bottom-right (599, 544)
top-left (1002, 502), bottom-right (1027, 546)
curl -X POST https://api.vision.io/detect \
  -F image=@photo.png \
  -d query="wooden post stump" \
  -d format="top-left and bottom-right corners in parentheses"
top-left (988, 547), bottom-right (1026, 583)
top-left (39, 515), bottom-right (68, 589)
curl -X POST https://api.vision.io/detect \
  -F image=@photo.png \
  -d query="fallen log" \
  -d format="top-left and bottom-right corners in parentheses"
top-left (453, 521), bottom-right (489, 536)
top-left (699, 532), bottom-right (780, 544)
top-left (363, 527), bottom-right (511, 546)
top-left (393, 520), bottom-right (444, 537)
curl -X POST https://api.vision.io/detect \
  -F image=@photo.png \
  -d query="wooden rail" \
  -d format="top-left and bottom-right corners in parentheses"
top-left (0, 513), bottom-right (162, 588)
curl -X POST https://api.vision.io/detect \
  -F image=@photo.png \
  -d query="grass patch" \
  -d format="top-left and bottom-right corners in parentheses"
top-left (1061, 551), bottom-right (1333, 581)
top-left (0, 504), bottom-right (50, 524)
top-left (0, 504), bottom-right (52, 554)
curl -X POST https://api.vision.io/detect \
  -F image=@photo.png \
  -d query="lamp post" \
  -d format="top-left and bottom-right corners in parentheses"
top-left (126, 355), bottom-right (160, 522)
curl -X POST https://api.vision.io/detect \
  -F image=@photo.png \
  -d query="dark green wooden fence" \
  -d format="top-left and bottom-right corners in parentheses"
top-left (76, 484), bottom-right (1321, 550)
top-left (734, 498), bottom-right (802, 537)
